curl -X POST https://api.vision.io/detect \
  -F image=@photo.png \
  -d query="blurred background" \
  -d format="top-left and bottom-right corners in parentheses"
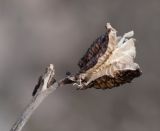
top-left (0, 0), bottom-right (159, 131)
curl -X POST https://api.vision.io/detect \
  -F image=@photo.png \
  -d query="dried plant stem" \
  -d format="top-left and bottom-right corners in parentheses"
top-left (10, 83), bottom-right (58, 131)
top-left (10, 64), bottom-right (74, 131)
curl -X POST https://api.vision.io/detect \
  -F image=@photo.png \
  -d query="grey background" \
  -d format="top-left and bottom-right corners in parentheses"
top-left (0, 0), bottom-right (159, 131)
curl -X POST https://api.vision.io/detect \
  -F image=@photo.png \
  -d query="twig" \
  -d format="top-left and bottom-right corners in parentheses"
top-left (10, 64), bottom-right (76, 131)
top-left (10, 23), bottom-right (141, 131)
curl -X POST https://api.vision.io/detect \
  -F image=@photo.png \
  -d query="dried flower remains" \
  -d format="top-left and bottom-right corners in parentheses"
top-left (76, 23), bottom-right (142, 89)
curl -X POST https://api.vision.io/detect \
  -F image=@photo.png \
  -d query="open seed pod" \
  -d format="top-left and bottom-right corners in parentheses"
top-left (77, 23), bottom-right (142, 89)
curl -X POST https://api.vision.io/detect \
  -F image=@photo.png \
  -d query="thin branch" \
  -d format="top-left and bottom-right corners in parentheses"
top-left (10, 64), bottom-right (76, 131)
top-left (10, 23), bottom-right (141, 131)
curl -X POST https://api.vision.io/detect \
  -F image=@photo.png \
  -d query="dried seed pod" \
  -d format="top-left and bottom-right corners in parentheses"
top-left (77, 23), bottom-right (141, 89)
